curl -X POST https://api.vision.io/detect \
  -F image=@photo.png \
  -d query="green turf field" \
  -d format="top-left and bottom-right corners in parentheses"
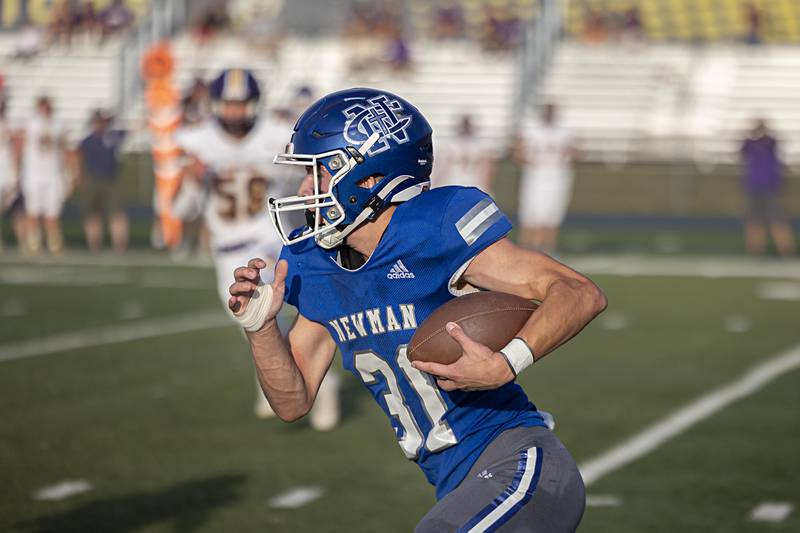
top-left (1, 256), bottom-right (799, 532)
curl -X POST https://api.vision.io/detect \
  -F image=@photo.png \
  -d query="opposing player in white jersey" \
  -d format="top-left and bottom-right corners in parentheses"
top-left (20, 96), bottom-right (72, 255)
top-left (172, 69), bottom-right (340, 429)
top-left (433, 115), bottom-right (495, 191)
top-left (515, 104), bottom-right (577, 252)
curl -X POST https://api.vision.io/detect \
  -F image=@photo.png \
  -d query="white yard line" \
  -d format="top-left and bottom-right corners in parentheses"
top-left (568, 255), bottom-right (800, 280)
top-left (0, 311), bottom-right (233, 363)
top-left (748, 502), bottom-right (794, 523)
top-left (585, 495), bottom-right (623, 507)
top-left (756, 281), bottom-right (800, 301)
top-left (0, 266), bottom-right (131, 286)
top-left (579, 342), bottom-right (800, 487)
top-left (0, 252), bottom-right (213, 269)
top-left (268, 486), bottom-right (325, 509)
top-left (33, 479), bottom-right (93, 501)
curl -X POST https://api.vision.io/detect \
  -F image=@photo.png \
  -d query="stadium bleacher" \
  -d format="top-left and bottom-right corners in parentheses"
top-left (0, 34), bottom-right (122, 141)
top-left (1, 29), bottom-right (518, 151)
top-left (168, 34), bottom-right (518, 150)
top-left (539, 42), bottom-right (800, 164)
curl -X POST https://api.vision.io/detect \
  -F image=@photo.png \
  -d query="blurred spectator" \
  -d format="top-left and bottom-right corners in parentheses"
top-left (194, 4), bottom-right (231, 44)
top-left (372, 1), bottom-right (401, 37)
top-left (101, 0), bottom-right (134, 39)
top-left (182, 77), bottom-right (211, 126)
top-left (345, 1), bottom-right (408, 71)
top-left (48, 0), bottom-right (80, 47)
top-left (432, 1), bottom-right (463, 40)
top-left (621, 7), bottom-right (644, 44)
top-left (514, 104), bottom-right (577, 253)
top-left (481, 5), bottom-right (521, 51)
top-left (744, 2), bottom-right (763, 45)
top-left (77, 110), bottom-right (128, 253)
top-left (0, 99), bottom-right (25, 253)
top-left (15, 22), bottom-right (43, 60)
top-left (433, 115), bottom-right (494, 191)
top-left (77, 1), bottom-right (102, 42)
top-left (345, 2), bottom-right (381, 71)
top-left (582, 7), bottom-right (609, 44)
top-left (20, 96), bottom-right (72, 255)
top-left (386, 27), bottom-right (411, 71)
top-left (740, 119), bottom-right (795, 257)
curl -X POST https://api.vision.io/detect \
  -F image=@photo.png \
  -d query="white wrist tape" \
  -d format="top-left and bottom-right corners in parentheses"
top-left (500, 337), bottom-right (535, 377)
top-left (235, 279), bottom-right (274, 332)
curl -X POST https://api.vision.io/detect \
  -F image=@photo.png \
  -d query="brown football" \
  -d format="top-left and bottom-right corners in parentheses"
top-left (407, 291), bottom-right (538, 365)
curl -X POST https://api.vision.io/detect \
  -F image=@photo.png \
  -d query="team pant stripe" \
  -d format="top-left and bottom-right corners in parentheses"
top-left (457, 447), bottom-right (543, 533)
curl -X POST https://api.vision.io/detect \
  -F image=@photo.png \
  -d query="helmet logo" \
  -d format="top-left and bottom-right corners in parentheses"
top-left (342, 94), bottom-right (412, 156)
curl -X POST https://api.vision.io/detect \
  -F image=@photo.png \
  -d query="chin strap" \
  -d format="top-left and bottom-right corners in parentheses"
top-left (316, 174), bottom-right (418, 249)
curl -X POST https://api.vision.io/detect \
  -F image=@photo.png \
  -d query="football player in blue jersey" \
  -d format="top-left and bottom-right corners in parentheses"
top-left (228, 88), bottom-right (606, 532)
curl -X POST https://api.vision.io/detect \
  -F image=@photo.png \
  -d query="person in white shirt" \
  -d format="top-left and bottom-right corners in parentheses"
top-left (20, 97), bottom-right (73, 255)
top-left (0, 99), bottom-right (24, 253)
top-left (514, 104), bottom-right (577, 252)
top-left (433, 115), bottom-right (495, 191)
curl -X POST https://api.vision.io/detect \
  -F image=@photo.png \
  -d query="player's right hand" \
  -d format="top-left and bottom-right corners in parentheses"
top-left (184, 154), bottom-right (208, 182)
top-left (228, 259), bottom-right (288, 326)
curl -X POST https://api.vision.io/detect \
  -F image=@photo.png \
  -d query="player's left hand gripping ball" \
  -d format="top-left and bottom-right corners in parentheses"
top-left (228, 259), bottom-right (287, 332)
top-left (412, 323), bottom-right (516, 392)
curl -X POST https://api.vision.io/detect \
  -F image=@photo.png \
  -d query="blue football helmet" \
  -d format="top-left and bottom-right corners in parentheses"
top-left (269, 88), bottom-right (433, 249)
top-left (209, 68), bottom-right (261, 136)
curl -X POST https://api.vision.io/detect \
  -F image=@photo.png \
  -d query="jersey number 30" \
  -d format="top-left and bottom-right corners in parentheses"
top-left (355, 345), bottom-right (457, 459)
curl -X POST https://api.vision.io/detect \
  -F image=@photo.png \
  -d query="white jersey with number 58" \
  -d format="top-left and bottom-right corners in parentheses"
top-left (174, 119), bottom-right (291, 251)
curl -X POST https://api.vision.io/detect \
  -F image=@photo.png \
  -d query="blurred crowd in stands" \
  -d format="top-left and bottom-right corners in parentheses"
top-left (11, 0), bottom-right (134, 61)
top-left (345, 1), bottom-right (410, 72)
top-left (180, 0), bottom-right (531, 73)
top-left (574, 1), bottom-right (768, 45)
top-left (428, 1), bottom-right (525, 51)
top-left (580, 5), bottom-right (644, 45)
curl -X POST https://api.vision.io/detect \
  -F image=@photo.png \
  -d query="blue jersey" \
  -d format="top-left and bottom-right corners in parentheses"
top-left (280, 186), bottom-right (546, 499)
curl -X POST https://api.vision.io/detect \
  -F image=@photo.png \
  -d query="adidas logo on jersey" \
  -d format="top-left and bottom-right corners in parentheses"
top-left (387, 260), bottom-right (415, 279)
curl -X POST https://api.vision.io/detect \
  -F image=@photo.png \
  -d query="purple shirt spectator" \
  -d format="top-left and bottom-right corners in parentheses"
top-left (741, 135), bottom-right (782, 194)
top-left (79, 128), bottom-right (125, 181)
top-left (102, 0), bottom-right (133, 34)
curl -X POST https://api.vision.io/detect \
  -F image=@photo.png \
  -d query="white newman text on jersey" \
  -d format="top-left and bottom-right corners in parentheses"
top-left (328, 304), bottom-right (417, 343)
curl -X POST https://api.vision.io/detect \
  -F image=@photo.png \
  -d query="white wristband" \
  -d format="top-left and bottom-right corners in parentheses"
top-left (500, 337), bottom-right (535, 377)
top-left (234, 279), bottom-right (274, 332)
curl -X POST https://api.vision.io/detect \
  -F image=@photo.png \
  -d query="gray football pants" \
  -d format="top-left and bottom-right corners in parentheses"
top-left (415, 426), bottom-right (585, 533)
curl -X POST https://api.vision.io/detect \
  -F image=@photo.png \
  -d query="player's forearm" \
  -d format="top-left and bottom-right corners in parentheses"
top-left (246, 320), bottom-right (313, 422)
top-left (519, 277), bottom-right (606, 360)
